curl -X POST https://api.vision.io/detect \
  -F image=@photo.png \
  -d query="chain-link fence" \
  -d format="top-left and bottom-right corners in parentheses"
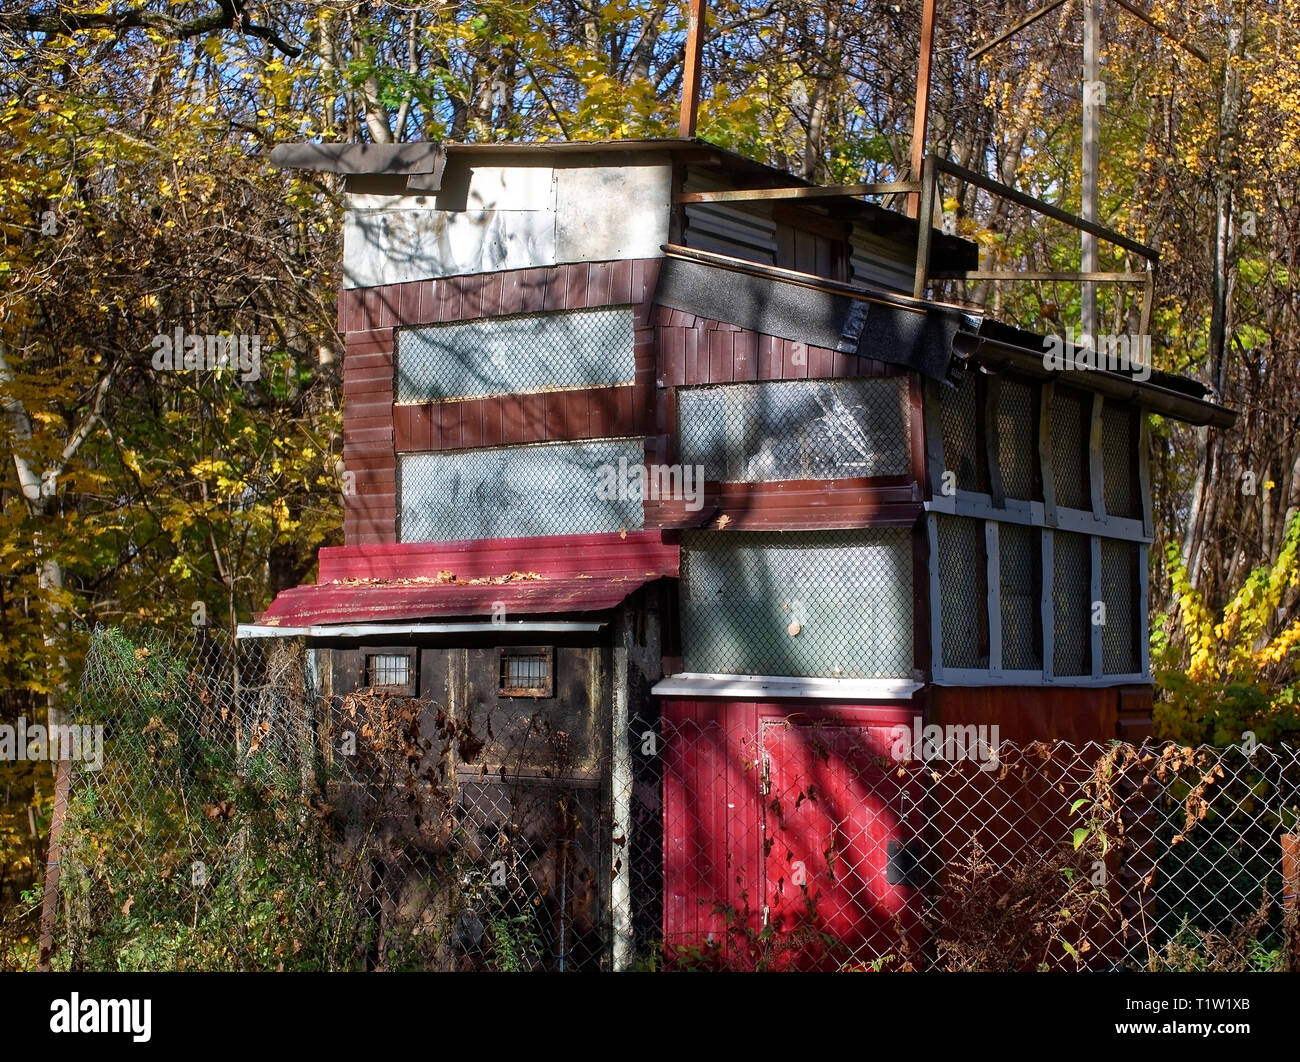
top-left (23, 627), bottom-right (1300, 971)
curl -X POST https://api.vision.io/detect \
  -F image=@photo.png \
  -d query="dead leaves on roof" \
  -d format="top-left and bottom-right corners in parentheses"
top-left (331, 570), bottom-right (543, 587)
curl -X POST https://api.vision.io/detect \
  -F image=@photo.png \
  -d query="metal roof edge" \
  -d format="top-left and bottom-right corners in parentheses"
top-left (967, 333), bottom-right (1236, 428)
top-left (238, 620), bottom-right (605, 640)
top-left (653, 673), bottom-right (924, 700)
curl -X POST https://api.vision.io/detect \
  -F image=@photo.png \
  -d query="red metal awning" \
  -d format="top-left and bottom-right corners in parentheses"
top-left (256, 573), bottom-right (664, 627)
top-left (252, 531), bottom-right (679, 629)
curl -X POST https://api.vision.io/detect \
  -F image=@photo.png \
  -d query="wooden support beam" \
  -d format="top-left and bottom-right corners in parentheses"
top-left (931, 155), bottom-right (1158, 262)
top-left (986, 520), bottom-right (1003, 674)
top-left (679, 0), bottom-right (707, 138)
top-left (971, 0), bottom-right (1070, 61)
top-left (932, 270), bottom-right (1146, 283)
top-left (913, 155), bottom-right (937, 299)
top-left (908, 0), bottom-right (936, 217)
top-left (673, 181), bottom-right (920, 205)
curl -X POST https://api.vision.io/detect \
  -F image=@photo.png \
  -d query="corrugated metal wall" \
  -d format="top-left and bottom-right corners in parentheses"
top-left (849, 228), bottom-right (915, 293)
top-left (681, 170), bottom-right (778, 264)
top-left (681, 167), bottom-right (913, 293)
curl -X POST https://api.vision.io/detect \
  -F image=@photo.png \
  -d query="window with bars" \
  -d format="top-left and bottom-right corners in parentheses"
top-left (400, 438), bottom-right (645, 542)
top-left (1050, 387), bottom-right (1092, 512)
top-left (937, 515), bottom-right (988, 669)
top-left (396, 307), bottom-right (635, 402)
top-left (364, 649), bottom-right (416, 695)
top-left (1052, 531), bottom-right (1092, 676)
top-left (680, 529), bottom-right (913, 679)
top-left (678, 377), bottom-right (910, 482)
top-left (498, 647), bottom-right (554, 697)
top-left (1102, 403), bottom-right (1141, 519)
top-left (999, 522), bottom-right (1042, 670)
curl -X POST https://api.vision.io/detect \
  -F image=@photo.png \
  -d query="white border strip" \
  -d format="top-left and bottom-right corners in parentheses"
top-left (652, 672), bottom-right (923, 700)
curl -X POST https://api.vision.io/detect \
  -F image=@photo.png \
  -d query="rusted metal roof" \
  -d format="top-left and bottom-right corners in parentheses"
top-left (256, 573), bottom-right (662, 627)
top-left (254, 530), bottom-right (679, 628)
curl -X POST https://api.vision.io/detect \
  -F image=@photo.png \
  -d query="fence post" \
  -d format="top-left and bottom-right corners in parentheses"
top-left (611, 633), bottom-right (633, 971)
top-left (1282, 831), bottom-right (1299, 972)
top-left (36, 756), bottom-right (71, 971)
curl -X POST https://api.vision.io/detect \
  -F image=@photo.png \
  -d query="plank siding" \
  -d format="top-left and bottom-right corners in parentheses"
top-left (344, 257), bottom-right (918, 544)
top-left (643, 477), bottom-right (920, 531)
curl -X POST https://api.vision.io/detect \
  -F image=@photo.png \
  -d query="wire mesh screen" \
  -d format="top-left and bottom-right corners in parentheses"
top-left (1102, 403), bottom-right (1140, 519)
top-left (678, 377), bottom-right (910, 482)
top-left (999, 522), bottom-right (1041, 671)
top-left (1052, 531), bottom-right (1093, 676)
top-left (1050, 387), bottom-right (1091, 511)
top-left (30, 628), bottom-right (1300, 974)
top-left (940, 372), bottom-right (981, 492)
top-left (996, 377), bottom-right (1038, 501)
top-left (1101, 539), bottom-right (1140, 674)
top-left (396, 307), bottom-right (635, 402)
top-left (679, 529), bottom-right (913, 678)
top-left (400, 438), bottom-right (645, 542)
top-left (937, 516), bottom-right (988, 669)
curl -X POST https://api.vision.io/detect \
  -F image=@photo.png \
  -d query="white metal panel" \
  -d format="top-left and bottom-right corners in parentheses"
top-left (554, 163), bottom-right (671, 262)
top-left (465, 164), bottom-right (555, 211)
top-left (343, 205), bottom-right (556, 288)
top-left (342, 160), bottom-right (670, 286)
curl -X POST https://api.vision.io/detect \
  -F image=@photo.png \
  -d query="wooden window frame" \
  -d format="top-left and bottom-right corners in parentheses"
top-left (497, 646), bottom-right (555, 698)
top-left (361, 646), bottom-right (417, 696)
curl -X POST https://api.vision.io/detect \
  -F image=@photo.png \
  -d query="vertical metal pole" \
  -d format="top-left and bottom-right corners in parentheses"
top-left (1082, 0), bottom-right (1100, 341)
top-left (611, 636), bottom-right (632, 970)
top-left (908, 0), bottom-right (937, 218)
top-left (678, 0), bottom-right (707, 138)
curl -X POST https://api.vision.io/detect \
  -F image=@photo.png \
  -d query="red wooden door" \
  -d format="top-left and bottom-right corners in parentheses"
top-left (761, 720), bottom-right (921, 970)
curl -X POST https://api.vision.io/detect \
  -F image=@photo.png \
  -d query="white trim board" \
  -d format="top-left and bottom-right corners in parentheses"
top-left (925, 491), bottom-right (1150, 543)
top-left (652, 673), bottom-right (923, 700)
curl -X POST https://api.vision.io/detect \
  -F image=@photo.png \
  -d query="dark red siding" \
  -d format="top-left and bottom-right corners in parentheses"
top-left (340, 259), bottom-right (662, 544)
top-left (660, 699), bottom-right (918, 970)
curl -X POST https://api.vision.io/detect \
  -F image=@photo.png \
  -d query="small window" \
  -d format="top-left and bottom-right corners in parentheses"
top-left (363, 648), bottom-right (416, 696)
top-left (498, 648), bottom-right (554, 697)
